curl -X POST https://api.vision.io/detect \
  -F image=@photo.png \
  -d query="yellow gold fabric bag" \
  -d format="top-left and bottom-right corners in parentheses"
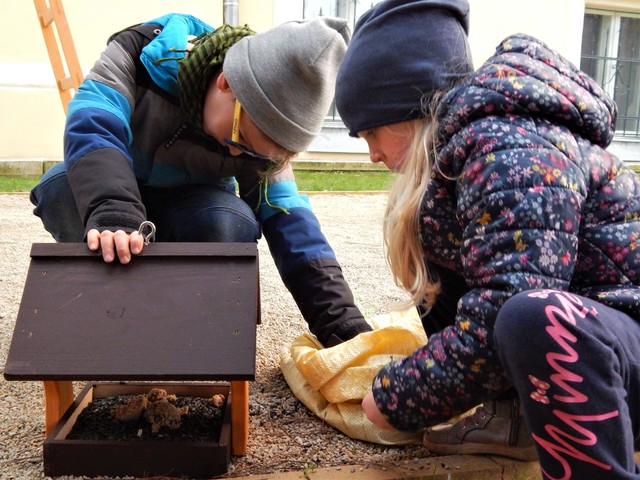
top-left (280, 308), bottom-right (426, 445)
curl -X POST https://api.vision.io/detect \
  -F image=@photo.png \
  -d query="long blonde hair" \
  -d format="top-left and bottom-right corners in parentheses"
top-left (383, 99), bottom-right (443, 309)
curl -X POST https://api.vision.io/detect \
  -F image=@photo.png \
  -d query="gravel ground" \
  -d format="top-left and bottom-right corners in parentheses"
top-left (0, 192), bottom-right (430, 480)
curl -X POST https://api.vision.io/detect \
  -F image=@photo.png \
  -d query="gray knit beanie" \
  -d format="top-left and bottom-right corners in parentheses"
top-left (223, 17), bottom-right (350, 153)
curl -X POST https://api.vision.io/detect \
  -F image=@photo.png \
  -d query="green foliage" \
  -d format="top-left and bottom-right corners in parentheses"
top-left (293, 170), bottom-right (395, 191)
top-left (0, 170), bottom-right (396, 193)
top-left (0, 176), bottom-right (39, 193)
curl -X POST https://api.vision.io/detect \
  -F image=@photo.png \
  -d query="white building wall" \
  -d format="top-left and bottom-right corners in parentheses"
top-left (0, 0), bottom-right (637, 165)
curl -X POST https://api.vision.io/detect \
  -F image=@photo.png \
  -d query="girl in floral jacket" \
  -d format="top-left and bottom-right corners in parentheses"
top-left (336, 0), bottom-right (640, 478)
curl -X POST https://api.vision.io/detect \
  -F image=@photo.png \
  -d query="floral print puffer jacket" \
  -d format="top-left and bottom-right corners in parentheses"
top-left (373, 34), bottom-right (640, 430)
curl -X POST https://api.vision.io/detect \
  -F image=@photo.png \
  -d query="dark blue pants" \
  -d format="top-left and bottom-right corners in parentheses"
top-left (30, 162), bottom-right (261, 243)
top-left (495, 289), bottom-right (640, 479)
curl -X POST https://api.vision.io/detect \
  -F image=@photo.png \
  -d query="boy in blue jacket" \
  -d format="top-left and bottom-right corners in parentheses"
top-left (31, 13), bottom-right (372, 347)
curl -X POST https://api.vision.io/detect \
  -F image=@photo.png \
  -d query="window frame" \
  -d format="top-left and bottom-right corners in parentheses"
top-left (302, 0), bottom-right (386, 122)
top-left (581, 8), bottom-right (640, 138)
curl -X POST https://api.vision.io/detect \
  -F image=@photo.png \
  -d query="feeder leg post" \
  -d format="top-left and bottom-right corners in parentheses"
top-left (230, 380), bottom-right (249, 455)
top-left (43, 381), bottom-right (74, 435)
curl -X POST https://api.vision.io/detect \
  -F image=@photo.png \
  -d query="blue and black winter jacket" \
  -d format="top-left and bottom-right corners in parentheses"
top-left (63, 13), bottom-right (368, 346)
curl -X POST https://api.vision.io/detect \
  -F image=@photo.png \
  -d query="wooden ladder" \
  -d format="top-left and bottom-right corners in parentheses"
top-left (33, 0), bottom-right (83, 113)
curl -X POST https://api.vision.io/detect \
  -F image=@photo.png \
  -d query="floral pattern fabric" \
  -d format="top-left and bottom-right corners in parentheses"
top-left (372, 34), bottom-right (640, 430)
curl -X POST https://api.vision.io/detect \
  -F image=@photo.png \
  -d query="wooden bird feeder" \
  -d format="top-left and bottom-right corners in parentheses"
top-left (4, 242), bottom-right (260, 478)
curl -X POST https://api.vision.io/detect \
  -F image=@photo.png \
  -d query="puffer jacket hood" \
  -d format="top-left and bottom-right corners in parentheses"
top-left (140, 13), bottom-right (214, 97)
top-left (438, 33), bottom-right (617, 171)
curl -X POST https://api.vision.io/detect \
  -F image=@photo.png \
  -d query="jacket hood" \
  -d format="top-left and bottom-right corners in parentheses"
top-left (140, 13), bottom-right (214, 97)
top-left (438, 34), bottom-right (617, 150)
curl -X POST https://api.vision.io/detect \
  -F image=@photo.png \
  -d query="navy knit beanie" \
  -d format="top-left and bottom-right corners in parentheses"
top-left (335, 0), bottom-right (473, 136)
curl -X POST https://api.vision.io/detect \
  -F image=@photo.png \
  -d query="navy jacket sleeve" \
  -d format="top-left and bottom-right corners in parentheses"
top-left (244, 165), bottom-right (372, 346)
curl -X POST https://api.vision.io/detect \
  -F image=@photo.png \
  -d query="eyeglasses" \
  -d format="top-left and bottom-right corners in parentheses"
top-left (224, 100), bottom-right (271, 161)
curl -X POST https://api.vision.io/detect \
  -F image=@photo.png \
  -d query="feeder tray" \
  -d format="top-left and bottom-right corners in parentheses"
top-left (44, 382), bottom-right (232, 478)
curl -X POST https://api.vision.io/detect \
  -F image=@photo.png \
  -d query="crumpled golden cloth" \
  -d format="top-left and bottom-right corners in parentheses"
top-left (280, 308), bottom-right (427, 445)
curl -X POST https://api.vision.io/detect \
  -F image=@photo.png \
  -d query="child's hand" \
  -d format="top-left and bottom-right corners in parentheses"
top-left (87, 229), bottom-right (144, 264)
top-left (362, 391), bottom-right (396, 430)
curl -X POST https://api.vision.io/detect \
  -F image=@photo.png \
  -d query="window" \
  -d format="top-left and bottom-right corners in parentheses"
top-left (303, 0), bottom-right (384, 29)
top-left (303, 0), bottom-right (385, 121)
top-left (581, 10), bottom-right (640, 138)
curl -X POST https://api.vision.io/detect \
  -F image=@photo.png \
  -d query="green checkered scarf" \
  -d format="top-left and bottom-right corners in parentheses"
top-left (178, 24), bottom-right (255, 133)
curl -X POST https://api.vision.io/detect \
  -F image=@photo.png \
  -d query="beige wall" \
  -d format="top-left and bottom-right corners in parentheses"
top-left (467, 0), bottom-right (586, 66)
top-left (0, 0), bottom-right (628, 163)
top-left (3, 2), bottom-right (221, 66)
top-left (1, 1), bottom-right (224, 162)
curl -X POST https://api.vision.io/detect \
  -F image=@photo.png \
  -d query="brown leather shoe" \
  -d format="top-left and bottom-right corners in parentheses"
top-left (423, 399), bottom-right (538, 461)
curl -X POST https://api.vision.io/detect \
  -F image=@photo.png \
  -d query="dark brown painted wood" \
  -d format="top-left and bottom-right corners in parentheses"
top-left (43, 382), bottom-right (231, 478)
top-left (4, 243), bottom-right (259, 381)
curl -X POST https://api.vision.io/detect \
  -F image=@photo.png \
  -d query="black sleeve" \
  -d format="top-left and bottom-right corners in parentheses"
top-left (419, 263), bottom-right (468, 336)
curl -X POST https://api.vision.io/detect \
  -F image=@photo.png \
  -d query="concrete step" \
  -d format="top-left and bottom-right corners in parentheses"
top-left (228, 455), bottom-right (541, 479)
top-left (230, 451), bottom-right (640, 480)
top-left (0, 159), bottom-right (57, 177)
